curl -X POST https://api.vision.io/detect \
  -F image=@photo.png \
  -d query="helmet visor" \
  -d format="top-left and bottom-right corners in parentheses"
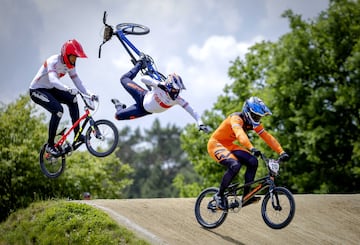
top-left (250, 111), bottom-right (262, 122)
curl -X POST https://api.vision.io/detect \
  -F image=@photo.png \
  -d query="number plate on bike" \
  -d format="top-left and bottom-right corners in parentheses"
top-left (268, 159), bottom-right (279, 174)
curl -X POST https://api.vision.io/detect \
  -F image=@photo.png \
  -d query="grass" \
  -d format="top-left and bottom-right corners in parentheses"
top-left (0, 200), bottom-right (150, 245)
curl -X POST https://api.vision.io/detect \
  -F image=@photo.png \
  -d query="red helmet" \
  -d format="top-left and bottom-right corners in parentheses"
top-left (61, 39), bottom-right (87, 68)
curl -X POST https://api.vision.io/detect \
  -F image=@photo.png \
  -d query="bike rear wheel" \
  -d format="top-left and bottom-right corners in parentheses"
top-left (194, 187), bottom-right (228, 229)
top-left (85, 119), bottom-right (118, 157)
top-left (261, 186), bottom-right (295, 229)
top-left (116, 23), bottom-right (150, 35)
top-left (39, 144), bottom-right (66, 178)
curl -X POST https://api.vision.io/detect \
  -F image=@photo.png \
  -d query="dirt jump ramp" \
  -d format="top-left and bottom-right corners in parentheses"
top-left (82, 194), bottom-right (360, 245)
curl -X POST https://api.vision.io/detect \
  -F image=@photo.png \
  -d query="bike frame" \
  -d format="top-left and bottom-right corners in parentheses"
top-left (53, 94), bottom-right (97, 153)
top-left (226, 174), bottom-right (275, 205)
top-left (99, 11), bottom-right (166, 82)
top-left (226, 154), bottom-right (278, 205)
top-left (54, 109), bottom-right (91, 149)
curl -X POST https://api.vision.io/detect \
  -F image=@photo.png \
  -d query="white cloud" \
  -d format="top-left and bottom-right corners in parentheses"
top-left (0, 0), bottom-right (329, 131)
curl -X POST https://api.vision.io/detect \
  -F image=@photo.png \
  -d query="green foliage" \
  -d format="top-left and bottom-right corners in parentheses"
top-left (0, 200), bottom-right (149, 245)
top-left (181, 0), bottom-right (360, 194)
top-left (117, 119), bottom-right (201, 198)
top-left (56, 152), bottom-right (134, 199)
top-left (0, 95), bottom-right (134, 222)
top-left (0, 95), bottom-right (47, 222)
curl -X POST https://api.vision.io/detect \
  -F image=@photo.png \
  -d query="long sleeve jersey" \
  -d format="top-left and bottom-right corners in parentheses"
top-left (29, 54), bottom-right (91, 95)
top-left (140, 77), bottom-right (204, 126)
top-left (210, 112), bottom-right (284, 154)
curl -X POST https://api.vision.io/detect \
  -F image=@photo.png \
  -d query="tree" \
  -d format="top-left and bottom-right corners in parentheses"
top-left (180, 0), bottom-right (360, 195)
top-left (0, 95), bottom-right (133, 222)
top-left (117, 119), bottom-right (200, 198)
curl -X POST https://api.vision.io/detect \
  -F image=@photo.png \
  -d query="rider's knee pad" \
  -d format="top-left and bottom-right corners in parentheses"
top-left (56, 111), bottom-right (63, 118)
top-left (72, 96), bottom-right (78, 103)
top-left (228, 159), bottom-right (241, 175)
top-left (247, 156), bottom-right (259, 169)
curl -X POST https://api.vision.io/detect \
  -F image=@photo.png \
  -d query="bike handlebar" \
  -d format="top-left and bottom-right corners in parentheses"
top-left (256, 152), bottom-right (284, 177)
top-left (78, 92), bottom-right (98, 111)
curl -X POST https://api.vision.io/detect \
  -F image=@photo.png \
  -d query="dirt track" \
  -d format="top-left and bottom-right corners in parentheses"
top-left (81, 195), bottom-right (360, 245)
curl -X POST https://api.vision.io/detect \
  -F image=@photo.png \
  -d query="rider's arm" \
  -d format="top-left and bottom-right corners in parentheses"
top-left (47, 65), bottom-right (71, 91)
top-left (231, 115), bottom-right (254, 150)
top-left (176, 97), bottom-right (204, 126)
top-left (254, 125), bottom-right (284, 154)
top-left (141, 77), bottom-right (158, 87)
top-left (68, 68), bottom-right (92, 96)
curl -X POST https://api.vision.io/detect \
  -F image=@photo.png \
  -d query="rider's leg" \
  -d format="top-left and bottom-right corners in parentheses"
top-left (207, 142), bottom-right (242, 209)
top-left (233, 150), bottom-right (259, 196)
top-left (121, 62), bottom-right (142, 81)
top-left (30, 88), bottom-right (63, 152)
top-left (115, 64), bottom-right (151, 120)
top-left (115, 103), bottom-right (151, 120)
top-left (218, 158), bottom-right (241, 196)
top-left (54, 89), bottom-right (81, 137)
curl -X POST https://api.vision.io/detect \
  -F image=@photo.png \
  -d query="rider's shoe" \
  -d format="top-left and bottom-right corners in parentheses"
top-left (45, 144), bottom-right (60, 157)
top-left (214, 193), bottom-right (227, 210)
top-left (111, 98), bottom-right (127, 110)
top-left (242, 196), bottom-right (261, 207)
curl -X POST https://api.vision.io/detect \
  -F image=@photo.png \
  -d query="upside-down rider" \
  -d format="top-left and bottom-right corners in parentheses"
top-left (111, 55), bottom-right (209, 132)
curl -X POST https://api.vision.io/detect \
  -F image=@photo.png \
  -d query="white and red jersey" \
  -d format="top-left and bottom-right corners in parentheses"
top-left (141, 77), bottom-right (204, 126)
top-left (29, 54), bottom-right (91, 95)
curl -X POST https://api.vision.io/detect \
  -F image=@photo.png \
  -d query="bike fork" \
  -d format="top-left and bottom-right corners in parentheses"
top-left (269, 187), bottom-right (282, 211)
top-left (89, 118), bottom-right (103, 140)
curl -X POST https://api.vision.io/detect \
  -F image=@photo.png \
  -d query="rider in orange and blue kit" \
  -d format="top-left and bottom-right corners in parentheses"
top-left (207, 97), bottom-right (289, 209)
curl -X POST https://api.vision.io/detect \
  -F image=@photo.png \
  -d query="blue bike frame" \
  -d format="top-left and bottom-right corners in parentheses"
top-left (99, 11), bottom-right (165, 82)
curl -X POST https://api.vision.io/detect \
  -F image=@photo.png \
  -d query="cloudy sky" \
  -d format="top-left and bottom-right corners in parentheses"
top-left (0, 0), bottom-right (329, 131)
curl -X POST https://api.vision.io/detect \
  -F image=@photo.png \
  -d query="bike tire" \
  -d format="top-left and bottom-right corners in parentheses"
top-left (194, 187), bottom-right (228, 229)
top-left (261, 186), bottom-right (296, 229)
top-left (39, 144), bottom-right (66, 178)
top-left (116, 23), bottom-right (150, 35)
top-left (85, 119), bottom-right (119, 157)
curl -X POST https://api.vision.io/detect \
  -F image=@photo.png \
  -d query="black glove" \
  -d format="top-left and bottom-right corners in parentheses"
top-left (199, 125), bottom-right (210, 133)
top-left (137, 53), bottom-right (147, 69)
top-left (279, 152), bottom-right (290, 162)
top-left (91, 94), bottom-right (99, 102)
top-left (250, 147), bottom-right (261, 157)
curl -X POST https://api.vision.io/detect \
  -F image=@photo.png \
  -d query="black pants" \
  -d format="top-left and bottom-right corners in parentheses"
top-left (29, 88), bottom-right (79, 145)
top-left (115, 63), bottom-right (151, 120)
top-left (218, 150), bottom-right (258, 196)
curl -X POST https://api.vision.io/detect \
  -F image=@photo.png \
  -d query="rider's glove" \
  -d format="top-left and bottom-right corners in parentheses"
top-left (68, 88), bottom-right (78, 96)
top-left (199, 124), bottom-right (210, 133)
top-left (279, 152), bottom-right (290, 162)
top-left (250, 147), bottom-right (261, 157)
top-left (91, 94), bottom-right (99, 102)
top-left (138, 53), bottom-right (147, 69)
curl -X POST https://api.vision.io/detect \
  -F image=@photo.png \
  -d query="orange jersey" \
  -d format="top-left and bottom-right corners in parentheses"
top-left (208, 112), bottom-right (284, 162)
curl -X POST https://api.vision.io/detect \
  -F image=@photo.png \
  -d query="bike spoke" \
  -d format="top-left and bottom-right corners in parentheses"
top-left (195, 188), bottom-right (228, 229)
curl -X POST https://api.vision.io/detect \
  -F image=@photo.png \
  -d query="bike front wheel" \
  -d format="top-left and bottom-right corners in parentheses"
top-left (39, 144), bottom-right (66, 178)
top-left (116, 23), bottom-right (150, 35)
top-left (194, 187), bottom-right (228, 229)
top-left (261, 186), bottom-right (296, 229)
top-left (86, 119), bottom-right (118, 157)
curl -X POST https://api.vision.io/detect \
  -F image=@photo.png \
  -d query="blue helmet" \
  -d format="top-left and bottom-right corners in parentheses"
top-left (242, 97), bottom-right (272, 127)
top-left (165, 73), bottom-right (185, 100)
